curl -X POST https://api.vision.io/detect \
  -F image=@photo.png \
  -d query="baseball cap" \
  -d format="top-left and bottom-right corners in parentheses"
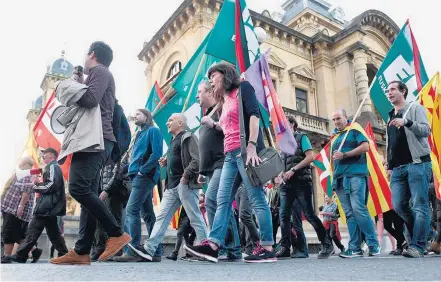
top-left (41, 147), bottom-right (59, 158)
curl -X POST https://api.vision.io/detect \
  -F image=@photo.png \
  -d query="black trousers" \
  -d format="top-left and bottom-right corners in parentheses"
top-left (279, 181), bottom-right (328, 248)
top-left (94, 195), bottom-right (125, 253)
top-left (68, 140), bottom-right (123, 255)
top-left (173, 214), bottom-right (196, 253)
top-left (16, 216), bottom-right (68, 259)
top-left (383, 209), bottom-right (406, 248)
top-left (289, 199), bottom-right (307, 253)
top-left (326, 223), bottom-right (344, 250)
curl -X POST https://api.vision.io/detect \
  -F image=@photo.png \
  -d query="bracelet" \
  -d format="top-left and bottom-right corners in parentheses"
top-left (212, 122), bottom-right (218, 129)
top-left (343, 152), bottom-right (348, 159)
top-left (248, 140), bottom-right (257, 146)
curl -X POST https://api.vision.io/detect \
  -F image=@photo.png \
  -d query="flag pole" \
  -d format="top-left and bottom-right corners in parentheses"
top-left (337, 76), bottom-right (377, 152)
top-left (182, 53), bottom-right (207, 113)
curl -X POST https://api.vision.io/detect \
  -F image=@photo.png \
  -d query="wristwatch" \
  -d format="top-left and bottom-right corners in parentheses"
top-left (212, 121), bottom-right (218, 129)
top-left (290, 167), bottom-right (297, 173)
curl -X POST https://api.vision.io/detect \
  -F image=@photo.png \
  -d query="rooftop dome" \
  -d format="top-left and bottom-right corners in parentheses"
top-left (32, 95), bottom-right (43, 109)
top-left (48, 50), bottom-right (74, 78)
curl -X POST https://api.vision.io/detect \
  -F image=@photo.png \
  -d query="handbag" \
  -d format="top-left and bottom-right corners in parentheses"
top-left (237, 86), bottom-right (284, 187)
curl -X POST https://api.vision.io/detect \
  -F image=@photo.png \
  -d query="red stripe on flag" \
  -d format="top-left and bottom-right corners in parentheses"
top-left (368, 149), bottom-right (393, 208)
top-left (408, 22), bottom-right (424, 91)
top-left (235, 0), bottom-right (246, 73)
top-left (368, 176), bottom-right (383, 215)
top-left (154, 81), bottom-right (165, 104)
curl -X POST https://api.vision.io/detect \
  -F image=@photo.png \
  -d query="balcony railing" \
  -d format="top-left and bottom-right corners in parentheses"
top-left (283, 107), bottom-right (330, 136)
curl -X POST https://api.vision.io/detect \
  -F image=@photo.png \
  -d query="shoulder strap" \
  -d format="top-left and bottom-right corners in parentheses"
top-left (237, 84), bottom-right (271, 158)
top-left (238, 87), bottom-right (248, 164)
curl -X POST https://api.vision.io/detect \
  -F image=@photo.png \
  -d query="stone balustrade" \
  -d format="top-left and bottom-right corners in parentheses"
top-left (283, 107), bottom-right (330, 136)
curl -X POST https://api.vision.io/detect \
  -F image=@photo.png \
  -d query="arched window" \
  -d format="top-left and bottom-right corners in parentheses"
top-left (167, 61), bottom-right (182, 80)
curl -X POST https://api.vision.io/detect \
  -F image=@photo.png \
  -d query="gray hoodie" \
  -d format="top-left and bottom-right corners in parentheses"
top-left (386, 102), bottom-right (431, 165)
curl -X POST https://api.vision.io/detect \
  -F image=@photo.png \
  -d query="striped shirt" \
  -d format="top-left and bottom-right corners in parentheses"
top-left (332, 129), bottom-right (368, 179)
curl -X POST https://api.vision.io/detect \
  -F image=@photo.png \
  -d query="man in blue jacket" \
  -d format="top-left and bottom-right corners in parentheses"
top-left (114, 109), bottom-right (163, 262)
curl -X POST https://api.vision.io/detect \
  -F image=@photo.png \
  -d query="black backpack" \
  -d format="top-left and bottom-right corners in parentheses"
top-left (111, 101), bottom-right (131, 163)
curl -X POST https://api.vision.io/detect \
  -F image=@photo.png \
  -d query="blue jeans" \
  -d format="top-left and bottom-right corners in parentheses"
top-left (124, 175), bottom-right (161, 256)
top-left (334, 176), bottom-right (379, 252)
top-left (205, 168), bottom-right (241, 257)
top-left (208, 149), bottom-right (274, 247)
top-left (391, 162), bottom-right (432, 253)
top-left (144, 184), bottom-right (207, 256)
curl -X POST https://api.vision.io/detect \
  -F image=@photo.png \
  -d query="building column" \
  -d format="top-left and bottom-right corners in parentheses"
top-left (353, 49), bottom-right (373, 113)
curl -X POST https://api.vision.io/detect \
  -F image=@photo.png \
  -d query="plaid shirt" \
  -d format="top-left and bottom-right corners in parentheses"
top-left (1, 176), bottom-right (35, 222)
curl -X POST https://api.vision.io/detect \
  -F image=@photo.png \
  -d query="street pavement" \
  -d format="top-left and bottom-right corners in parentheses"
top-left (1, 254), bottom-right (440, 281)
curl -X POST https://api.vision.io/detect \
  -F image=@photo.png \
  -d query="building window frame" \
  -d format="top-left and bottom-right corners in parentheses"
top-left (167, 61), bottom-right (182, 80)
top-left (295, 87), bottom-right (308, 114)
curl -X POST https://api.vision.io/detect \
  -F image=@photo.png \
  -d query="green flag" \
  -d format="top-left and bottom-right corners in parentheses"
top-left (205, 0), bottom-right (260, 68)
top-left (370, 21), bottom-right (429, 121)
top-left (154, 32), bottom-right (221, 152)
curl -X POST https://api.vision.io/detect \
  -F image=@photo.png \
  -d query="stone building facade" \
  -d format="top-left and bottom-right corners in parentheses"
top-left (137, 0), bottom-right (399, 209)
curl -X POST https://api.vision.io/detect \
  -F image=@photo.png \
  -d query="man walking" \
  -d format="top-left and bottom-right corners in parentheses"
top-left (114, 109), bottom-right (163, 262)
top-left (276, 116), bottom-right (333, 259)
top-left (386, 80), bottom-right (432, 258)
top-left (51, 41), bottom-right (130, 265)
top-left (9, 148), bottom-right (69, 263)
top-left (128, 113), bottom-right (207, 261)
top-left (1, 157), bottom-right (37, 263)
top-left (196, 81), bottom-right (242, 261)
top-left (331, 109), bottom-right (380, 258)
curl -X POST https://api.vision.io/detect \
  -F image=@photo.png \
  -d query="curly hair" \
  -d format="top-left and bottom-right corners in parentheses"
top-left (207, 62), bottom-right (240, 92)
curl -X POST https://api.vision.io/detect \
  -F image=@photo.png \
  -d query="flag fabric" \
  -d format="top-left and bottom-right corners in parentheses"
top-left (370, 21), bottom-right (429, 122)
top-left (145, 81), bottom-right (165, 112)
top-left (25, 133), bottom-right (40, 169)
top-left (364, 122), bottom-right (393, 216)
top-left (419, 72), bottom-right (441, 200)
top-left (33, 91), bottom-right (71, 179)
top-left (154, 31), bottom-right (221, 151)
top-left (313, 122), bottom-right (392, 223)
top-left (244, 54), bottom-right (297, 155)
top-left (312, 142), bottom-right (332, 197)
top-left (205, 0), bottom-right (260, 69)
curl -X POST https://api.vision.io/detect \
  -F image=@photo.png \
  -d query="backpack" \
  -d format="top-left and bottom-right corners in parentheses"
top-left (111, 101), bottom-right (131, 163)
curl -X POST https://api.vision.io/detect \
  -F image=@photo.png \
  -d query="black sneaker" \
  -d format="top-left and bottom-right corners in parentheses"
top-left (244, 245), bottom-right (277, 263)
top-left (275, 246), bottom-right (290, 259)
top-left (8, 254), bottom-right (27, 263)
top-left (30, 248), bottom-right (42, 263)
top-left (389, 249), bottom-right (403, 256)
top-left (151, 256), bottom-right (162, 262)
top-left (1, 255), bottom-right (12, 264)
top-left (403, 247), bottom-right (423, 258)
top-left (90, 250), bottom-right (103, 262)
top-left (317, 242), bottom-right (334, 259)
top-left (166, 251), bottom-right (178, 261)
top-left (184, 240), bottom-right (219, 263)
top-left (127, 243), bottom-right (153, 261)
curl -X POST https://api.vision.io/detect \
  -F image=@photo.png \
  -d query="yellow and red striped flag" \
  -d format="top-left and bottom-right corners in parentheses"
top-left (419, 72), bottom-right (441, 200)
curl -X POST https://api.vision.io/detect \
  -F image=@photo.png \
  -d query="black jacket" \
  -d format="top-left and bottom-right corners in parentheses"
top-left (33, 161), bottom-right (66, 217)
top-left (198, 108), bottom-right (225, 175)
